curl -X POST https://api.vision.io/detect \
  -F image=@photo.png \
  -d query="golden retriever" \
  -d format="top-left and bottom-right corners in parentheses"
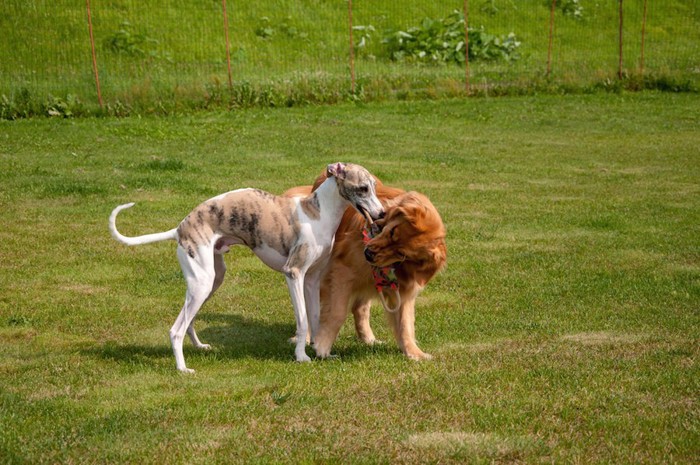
top-left (285, 176), bottom-right (446, 360)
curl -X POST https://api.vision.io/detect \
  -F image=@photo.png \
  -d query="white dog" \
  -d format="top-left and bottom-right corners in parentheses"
top-left (109, 163), bottom-right (383, 372)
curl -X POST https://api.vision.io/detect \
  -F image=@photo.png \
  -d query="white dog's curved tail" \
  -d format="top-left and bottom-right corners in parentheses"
top-left (109, 202), bottom-right (178, 246)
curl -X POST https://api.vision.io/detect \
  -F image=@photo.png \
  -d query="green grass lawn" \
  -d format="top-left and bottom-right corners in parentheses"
top-left (0, 92), bottom-right (699, 463)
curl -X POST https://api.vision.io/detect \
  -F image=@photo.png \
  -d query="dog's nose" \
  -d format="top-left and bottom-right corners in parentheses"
top-left (364, 248), bottom-right (375, 263)
top-left (370, 209), bottom-right (385, 222)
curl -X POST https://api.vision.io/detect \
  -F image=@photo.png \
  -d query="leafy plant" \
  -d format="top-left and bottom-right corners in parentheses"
top-left (1, 91), bottom-right (85, 119)
top-left (548, 0), bottom-right (584, 20)
top-left (254, 17), bottom-right (275, 39)
top-left (103, 21), bottom-right (172, 62)
top-left (353, 25), bottom-right (376, 58)
top-left (255, 16), bottom-right (308, 40)
top-left (382, 10), bottom-right (521, 65)
top-left (480, 0), bottom-right (518, 16)
top-left (270, 390), bottom-right (291, 406)
top-left (44, 94), bottom-right (83, 118)
top-left (353, 25), bottom-right (375, 49)
top-left (562, 0), bottom-right (584, 20)
top-left (0, 90), bottom-right (31, 120)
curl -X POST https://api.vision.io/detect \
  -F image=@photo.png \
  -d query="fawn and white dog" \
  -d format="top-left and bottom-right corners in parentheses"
top-left (109, 163), bottom-right (383, 372)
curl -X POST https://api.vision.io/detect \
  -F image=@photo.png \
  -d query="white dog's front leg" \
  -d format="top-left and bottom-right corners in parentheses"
top-left (285, 274), bottom-right (311, 362)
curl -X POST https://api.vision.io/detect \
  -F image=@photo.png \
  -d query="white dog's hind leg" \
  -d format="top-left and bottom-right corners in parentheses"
top-left (186, 325), bottom-right (211, 350)
top-left (171, 247), bottom-right (216, 373)
top-left (186, 253), bottom-right (227, 350)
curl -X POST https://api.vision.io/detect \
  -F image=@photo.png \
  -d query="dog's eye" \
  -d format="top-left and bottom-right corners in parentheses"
top-left (390, 226), bottom-right (399, 241)
top-left (357, 185), bottom-right (369, 194)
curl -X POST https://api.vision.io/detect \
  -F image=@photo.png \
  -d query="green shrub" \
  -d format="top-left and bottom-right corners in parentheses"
top-left (560, 0), bottom-right (584, 20)
top-left (254, 16), bottom-right (309, 41)
top-left (1, 91), bottom-right (86, 119)
top-left (381, 10), bottom-right (521, 65)
top-left (103, 21), bottom-right (172, 62)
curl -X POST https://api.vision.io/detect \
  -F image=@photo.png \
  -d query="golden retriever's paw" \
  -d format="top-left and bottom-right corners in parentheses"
top-left (314, 345), bottom-right (332, 359)
top-left (406, 350), bottom-right (433, 361)
top-left (288, 334), bottom-right (312, 345)
top-left (359, 337), bottom-right (384, 346)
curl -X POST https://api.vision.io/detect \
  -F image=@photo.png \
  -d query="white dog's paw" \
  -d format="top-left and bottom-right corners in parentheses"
top-left (178, 367), bottom-right (196, 374)
top-left (295, 351), bottom-right (312, 363)
top-left (196, 344), bottom-right (212, 350)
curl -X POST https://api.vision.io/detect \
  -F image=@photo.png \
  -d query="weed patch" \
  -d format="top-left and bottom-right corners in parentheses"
top-left (380, 11), bottom-right (521, 65)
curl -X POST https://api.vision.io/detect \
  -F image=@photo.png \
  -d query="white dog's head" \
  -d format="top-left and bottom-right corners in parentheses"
top-left (327, 162), bottom-right (384, 223)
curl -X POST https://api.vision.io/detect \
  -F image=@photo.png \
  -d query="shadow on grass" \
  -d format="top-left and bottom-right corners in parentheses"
top-left (323, 337), bottom-right (402, 361)
top-left (83, 311), bottom-right (401, 369)
top-left (197, 312), bottom-right (294, 362)
top-left (83, 313), bottom-right (299, 368)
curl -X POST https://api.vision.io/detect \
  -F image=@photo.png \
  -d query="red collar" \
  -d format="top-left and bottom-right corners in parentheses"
top-left (362, 227), bottom-right (399, 294)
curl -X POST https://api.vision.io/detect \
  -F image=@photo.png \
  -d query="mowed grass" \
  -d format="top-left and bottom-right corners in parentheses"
top-left (0, 93), bottom-right (699, 463)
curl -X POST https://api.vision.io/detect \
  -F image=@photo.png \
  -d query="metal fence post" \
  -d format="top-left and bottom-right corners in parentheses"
top-left (348, 0), bottom-right (356, 94)
top-left (85, 0), bottom-right (103, 109)
top-left (640, 0), bottom-right (648, 75)
top-left (463, 0), bottom-right (470, 93)
top-left (222, 0), bottom-right (233, 93)
top-left (618, 0), bottom-right (624, 79)
top-left (547, 0), bottom-right (556, 77)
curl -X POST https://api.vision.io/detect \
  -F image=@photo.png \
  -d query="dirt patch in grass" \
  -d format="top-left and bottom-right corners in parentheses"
top-left (560, 331), bottom-right (646, 345)
top-left (437, 340), bottom-right (508, 354)
top-left (406, 431), bottom-right (541, 460)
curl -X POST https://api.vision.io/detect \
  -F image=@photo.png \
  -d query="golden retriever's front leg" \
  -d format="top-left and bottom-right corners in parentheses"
top-left (386, 295), bottom-right (432, 360)
top-left (351, 299), bottom-right (379, 344)
top-left (315, 280), bottom-right (352, 358)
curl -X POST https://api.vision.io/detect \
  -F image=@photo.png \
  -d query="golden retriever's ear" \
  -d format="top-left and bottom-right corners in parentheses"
top-left (404, 192), bottom-right (432, 221)
top-left (415, 241), bottom-right (447, 286)
top-left (382, 196), bottom-right (401, 210)
top-left (398, 204), bottom-right (429, 230)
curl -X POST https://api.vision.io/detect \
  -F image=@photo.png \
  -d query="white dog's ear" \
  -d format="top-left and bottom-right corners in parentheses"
top-left (326, 162), bottom-right (346, 179)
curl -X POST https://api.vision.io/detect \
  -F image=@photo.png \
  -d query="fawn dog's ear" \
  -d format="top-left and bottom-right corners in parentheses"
top-left (326, 162), bottom-right (347, 180)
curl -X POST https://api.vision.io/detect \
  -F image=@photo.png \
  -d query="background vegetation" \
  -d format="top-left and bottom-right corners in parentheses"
top-left (1, 93), bottom-right (698, 463)
top-left (1, 0), bottom-right (699, 117)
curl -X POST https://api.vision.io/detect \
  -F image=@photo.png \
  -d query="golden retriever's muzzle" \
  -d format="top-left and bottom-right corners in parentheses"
top-left (362, 220), bottom-right (388, 265)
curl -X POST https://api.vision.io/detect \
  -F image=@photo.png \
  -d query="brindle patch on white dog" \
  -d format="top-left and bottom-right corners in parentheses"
top-left (177, 189), bottom-right (302, 258)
